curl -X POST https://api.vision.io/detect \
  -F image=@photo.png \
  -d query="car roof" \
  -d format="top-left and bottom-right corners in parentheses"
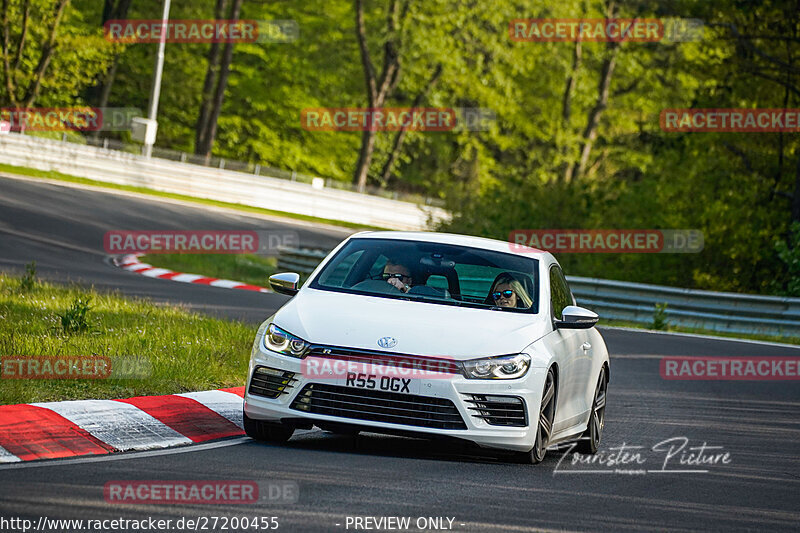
top-left (350, 231), bottom-right (552, 261)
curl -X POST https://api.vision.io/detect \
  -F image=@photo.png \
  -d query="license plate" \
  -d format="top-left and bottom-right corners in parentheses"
top-left (339, 372), bottom-right (420, 395)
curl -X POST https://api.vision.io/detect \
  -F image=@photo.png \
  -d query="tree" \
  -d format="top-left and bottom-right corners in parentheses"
top-left (1, 0), bottom-right (113, 111)
top-left (352, 0), bottom-right (402, 191)
top-left (87, 0), bottom-right (133, 134)
top-left (1, 0), bottom-right (69, 107)
top-left (378, 63), bottom-right (442, 185)
top-left (195, 0), bottom-right (243, 158)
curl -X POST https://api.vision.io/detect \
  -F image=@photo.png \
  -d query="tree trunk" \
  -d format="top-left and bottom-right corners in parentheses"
top-left (196, 0), bottom-right (242, 159)
top-left (88, 0), bottom-right (132, 120)
top-left (22, 0), bottom-right (68, 108)
top-left (792, 152), bottom-right (800, 224)
top-left (379, 63), bottom-right (442, 185)
top-left (195, 0), bottom-right (228, 154)
top-left (89, 56), bottom-right (119, 139)
top-left (352, 0), bottom-right (402, 192)
top-left (2, 0), bottom-right (22, 106)
top-left (559, 39), bottom-right (581, 183)
top-left (572, 43), bottom-right (617, 181)
top-left (354, 129), bottom-right (377, 193)
top-left (565, 1), bottom-right (618, 183)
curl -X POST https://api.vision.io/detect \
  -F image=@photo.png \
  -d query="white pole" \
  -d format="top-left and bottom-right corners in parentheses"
top-left (144, 0), bottom-right (171, 158)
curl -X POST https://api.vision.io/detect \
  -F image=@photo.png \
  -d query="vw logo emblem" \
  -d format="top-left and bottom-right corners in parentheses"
top-left (377, 336), bottom-right (397, 349)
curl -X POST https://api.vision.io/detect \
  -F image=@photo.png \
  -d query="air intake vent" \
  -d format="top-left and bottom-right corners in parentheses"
top-left (248, 366), bottom-right (297, 399)
top-left (465, 395), bottom-right (527, 427)
top-left (290, 383), bottom-right (466, 430)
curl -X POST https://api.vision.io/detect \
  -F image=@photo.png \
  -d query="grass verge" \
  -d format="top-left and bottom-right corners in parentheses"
top-left (0, 162), bottom-right (384, 231)
top-left (0, 272), bottom-right (256, 405)
top-left (139, 254), bottom-right (278, 288)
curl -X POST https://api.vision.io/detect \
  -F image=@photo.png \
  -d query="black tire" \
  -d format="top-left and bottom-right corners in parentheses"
top-left (575, 366), bottom-right (608, 454)
top-left (243, 412), bottom-right (294, 443)
top-left (514, 367), bottom-right (556, 464)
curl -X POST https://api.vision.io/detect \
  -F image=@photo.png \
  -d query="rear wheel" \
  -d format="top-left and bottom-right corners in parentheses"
top-left (514, 367), bottom-right (556, 464)
top-left (575, 366), bottom-right (607, 454)
top-left (243, 412), bottom-right (294, 443)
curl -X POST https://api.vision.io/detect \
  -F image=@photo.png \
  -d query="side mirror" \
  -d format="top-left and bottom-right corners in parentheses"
top-left (269, 272), bottom-right (300, 296)
top-left (555, 305), bottom-right (599, 329)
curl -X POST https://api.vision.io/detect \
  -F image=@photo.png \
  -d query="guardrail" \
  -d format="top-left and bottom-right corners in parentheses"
top-left (0, 133), bottom-right (449, 231)
top-left (277, 247), bottom-right (800, 338)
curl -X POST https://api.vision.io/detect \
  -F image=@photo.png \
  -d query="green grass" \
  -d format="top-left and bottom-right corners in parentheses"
top-left (140, 253), bottom-right (278, 288)
top-left (0, 162), bottom-right (385, 231)
top-left (0, 272), bottom-right (257, 405)
top-left (600, 318), bottom-right (800, 346)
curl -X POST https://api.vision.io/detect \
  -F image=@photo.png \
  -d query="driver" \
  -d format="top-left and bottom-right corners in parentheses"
top-left (383, 259), bottom-right (414, 293)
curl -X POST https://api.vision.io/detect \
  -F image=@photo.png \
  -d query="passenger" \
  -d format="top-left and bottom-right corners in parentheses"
top-left (489, 273), bottom-right (533, 309)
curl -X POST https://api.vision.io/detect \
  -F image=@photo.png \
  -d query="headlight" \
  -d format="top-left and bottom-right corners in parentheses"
top-left (263, 323), bottom-right (310, 358)
top-left (461, 353), bottom-right (530, 379)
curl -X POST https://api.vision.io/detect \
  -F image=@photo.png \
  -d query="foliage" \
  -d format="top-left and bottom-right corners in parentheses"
top-left (55, 296), bottom-right (95, 334)
top-left (0, 0), bottom-right (115, 107)
top-left (18, 261), bottom-right (37, 292)
top-left (775, 222), bottom-right (800, 296)
top-left (652, 302), bottom-right (669, 331)
top-left (5, 0), bottom-right (799, 295)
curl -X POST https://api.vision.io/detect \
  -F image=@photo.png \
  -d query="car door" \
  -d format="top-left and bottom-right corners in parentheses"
top-left (541, 265), bottom-right (586, 434)
top-left (554, 267), bottom-right (593, 421)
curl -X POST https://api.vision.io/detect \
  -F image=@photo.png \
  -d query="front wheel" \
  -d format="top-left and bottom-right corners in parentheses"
top-left (243, 412), bottom-right (294, 443)
top-left (575, 366), bottom-right (607, 454)
top-left (514, 367), bottom-right (556, 464)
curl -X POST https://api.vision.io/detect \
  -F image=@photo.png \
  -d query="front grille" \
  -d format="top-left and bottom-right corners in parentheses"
top-left (464, 394), bottom-right (527, 427)
top-left (306, 346), bottom-right (461, 375)
top-left (290, 383), bottom-right (467, 430)
top-left (248, 366), bottom-right (297, 399)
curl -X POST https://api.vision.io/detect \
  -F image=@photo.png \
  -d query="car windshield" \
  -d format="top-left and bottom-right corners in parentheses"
top-left (309, 238), bottom-right (539, 313)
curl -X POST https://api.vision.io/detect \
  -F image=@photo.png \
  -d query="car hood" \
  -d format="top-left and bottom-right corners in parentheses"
top-left (272, 288), bottom-right (549, 360)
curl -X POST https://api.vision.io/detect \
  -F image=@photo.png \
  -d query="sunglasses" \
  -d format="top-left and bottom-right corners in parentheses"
top-left (382, 272), bottom-right (411, 281)
top-left (492, 290), bottom-right (515, 300)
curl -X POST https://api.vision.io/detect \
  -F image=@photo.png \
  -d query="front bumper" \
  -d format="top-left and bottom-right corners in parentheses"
top-left (243, 348), bottom-right (547, 452)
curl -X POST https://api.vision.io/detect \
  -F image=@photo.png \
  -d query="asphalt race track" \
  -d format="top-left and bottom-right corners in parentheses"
top-left (0, 174), bottom-right (350, 322)
top-left (1, 175), bottom-right (799, 532)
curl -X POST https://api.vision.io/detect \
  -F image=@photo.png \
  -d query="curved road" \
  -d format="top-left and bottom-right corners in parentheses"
top-left (1, 174), bottom-right (798, 532)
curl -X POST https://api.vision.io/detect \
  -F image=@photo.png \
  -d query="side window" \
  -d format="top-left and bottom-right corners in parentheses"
top-left (549, 266), bottom-right (573, 320)
top-left (425, 274), bottom-right (449, 291)
top-left (317, 250), bottom-right (364, 287)
top-left (370, 255), bottom-right (391, 279)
